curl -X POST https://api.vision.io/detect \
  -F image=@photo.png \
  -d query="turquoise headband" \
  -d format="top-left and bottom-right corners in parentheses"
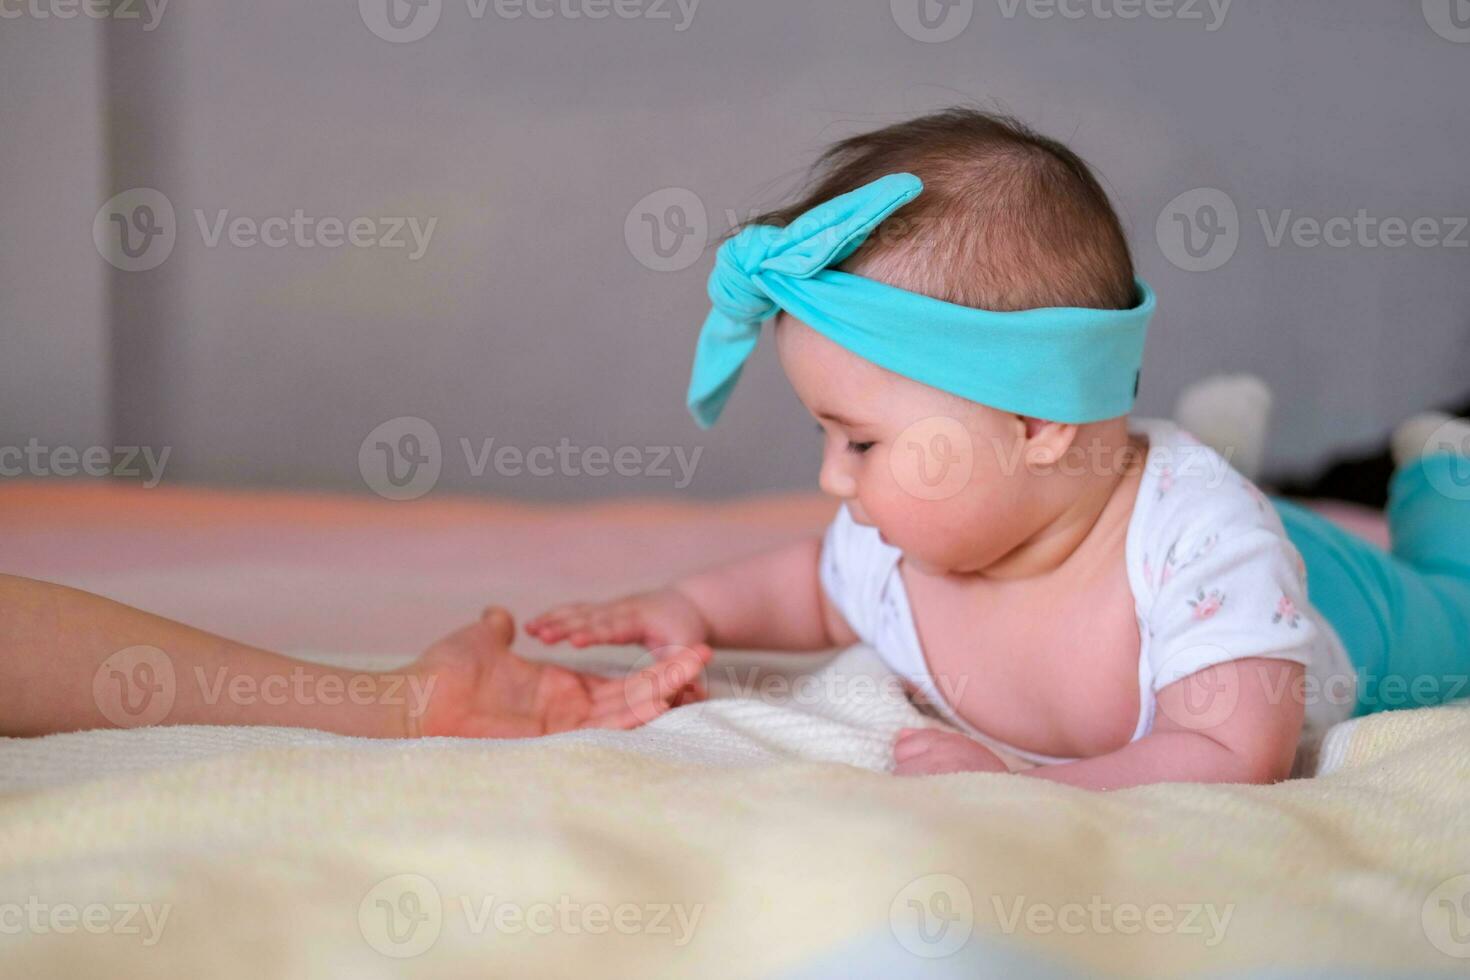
top-left (686, 172), bottom-right (1155, 428)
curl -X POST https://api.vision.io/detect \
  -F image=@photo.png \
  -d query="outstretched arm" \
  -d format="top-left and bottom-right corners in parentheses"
top-left (527, 535), bottom-right (858, 654)
top-left (895, 659), bottom-right (1305, 788)
top-left (0, 574), bottom-right (707, 739)
top-left (0, 573), bottom-right (408, 737)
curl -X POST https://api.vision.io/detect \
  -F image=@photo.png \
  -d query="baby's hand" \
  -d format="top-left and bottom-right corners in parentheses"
top-left (526, 588), bottom-right (709, 653)
top-left (893, 728), bottom-right (1011, 776)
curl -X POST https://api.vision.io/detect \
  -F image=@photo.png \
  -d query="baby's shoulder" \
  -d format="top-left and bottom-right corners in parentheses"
top-left (1128, 418), bottom-right (1289, 559)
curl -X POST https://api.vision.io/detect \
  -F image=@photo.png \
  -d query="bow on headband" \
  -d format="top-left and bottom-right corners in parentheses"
top-left (686, 172), bottom-right (1155, 428)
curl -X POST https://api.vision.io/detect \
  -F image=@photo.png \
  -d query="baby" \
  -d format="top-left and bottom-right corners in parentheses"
top-left (528, 107), bottom-right (1470, 788)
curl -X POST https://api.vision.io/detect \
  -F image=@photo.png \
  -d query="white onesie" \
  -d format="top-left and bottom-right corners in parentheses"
top-left (818, 417), bottom-right (1359, 765)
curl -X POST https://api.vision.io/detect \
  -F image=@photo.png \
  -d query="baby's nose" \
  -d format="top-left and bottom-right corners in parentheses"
top-left (818, 466), bottom-right (857, 500)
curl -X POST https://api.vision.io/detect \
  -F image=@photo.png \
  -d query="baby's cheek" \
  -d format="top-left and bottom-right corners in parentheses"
top-left (865, 493), bottom-right (960, 563)
top-left (883, 423), bottom-right (978, 507)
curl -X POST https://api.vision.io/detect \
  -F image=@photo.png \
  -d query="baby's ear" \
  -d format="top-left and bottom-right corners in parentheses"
top-left (1020, 417), bottom-right (1079, 467)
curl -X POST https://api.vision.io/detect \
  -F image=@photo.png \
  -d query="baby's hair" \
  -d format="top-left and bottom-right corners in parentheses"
top-left (742, 106), bottom-right (1137, 312)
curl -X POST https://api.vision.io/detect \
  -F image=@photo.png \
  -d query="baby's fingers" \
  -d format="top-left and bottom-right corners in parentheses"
top-left (892, 727), bottom-right (944, 762)
top-left (528, 603), bottom-right (646, 648)
top-left (892, 728), bottom-right (1009, 776)
top-left (567, 608), bottom-right (646, 648)
top-left (526, 604), bottom-right (600, 645)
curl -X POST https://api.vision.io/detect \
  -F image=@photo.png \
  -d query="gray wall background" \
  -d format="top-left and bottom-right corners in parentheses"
top-left (3, 0), bottom-right (1468, 501)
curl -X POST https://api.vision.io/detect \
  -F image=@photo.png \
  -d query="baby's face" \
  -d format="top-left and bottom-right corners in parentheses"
top-left (774, 314), bottom-right (1043, 575)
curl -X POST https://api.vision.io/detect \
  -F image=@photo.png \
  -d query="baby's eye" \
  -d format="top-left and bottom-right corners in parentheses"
top-left (846, 440), bottom-right (875, 455)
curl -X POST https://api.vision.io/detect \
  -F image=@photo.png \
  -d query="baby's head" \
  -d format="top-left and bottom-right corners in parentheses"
top-left (757, 108), bottom-right (1141, 575)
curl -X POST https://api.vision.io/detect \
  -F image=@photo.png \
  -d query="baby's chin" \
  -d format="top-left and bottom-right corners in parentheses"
top-left (901, 555), bottom-right (940, 574)
top-left (886, 541), bottom-right (955, 576)
top-left (887, 533), bottom-right (987, 576)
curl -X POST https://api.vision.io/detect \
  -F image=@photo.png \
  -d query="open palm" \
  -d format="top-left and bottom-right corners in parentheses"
top-left (408, 607), bottom-right (709, 738)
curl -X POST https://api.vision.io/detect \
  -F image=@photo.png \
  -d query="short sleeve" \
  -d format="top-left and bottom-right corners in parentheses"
top-left (1141, 478), bottom-right (1318, 694)
top-left (818, 503), bottom-right (900, 647)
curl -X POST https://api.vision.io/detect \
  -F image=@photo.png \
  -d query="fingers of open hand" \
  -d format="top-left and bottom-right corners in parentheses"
top-left (628, 644), bottom-right (711, 702)
top-left (526, 602), bottom-right (643, 648)
top-left (590, 644), bottom-right (711, 727)
top-left (672, 678), bottom-right (708, 706)
top-left (892, 728), bottom-right (1009, 777)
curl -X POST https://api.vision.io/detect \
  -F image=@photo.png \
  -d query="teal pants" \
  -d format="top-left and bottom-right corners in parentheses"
top-left (1272, 454), bottom-right (1470, 717)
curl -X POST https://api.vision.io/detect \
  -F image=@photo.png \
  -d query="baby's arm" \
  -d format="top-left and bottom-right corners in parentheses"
top-left (894, 658), bottom-right (1305, 786)
top-left (1023, 658), bottom-right (1304, 788)
top-left (527, 537), bottom-right (858, 653)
